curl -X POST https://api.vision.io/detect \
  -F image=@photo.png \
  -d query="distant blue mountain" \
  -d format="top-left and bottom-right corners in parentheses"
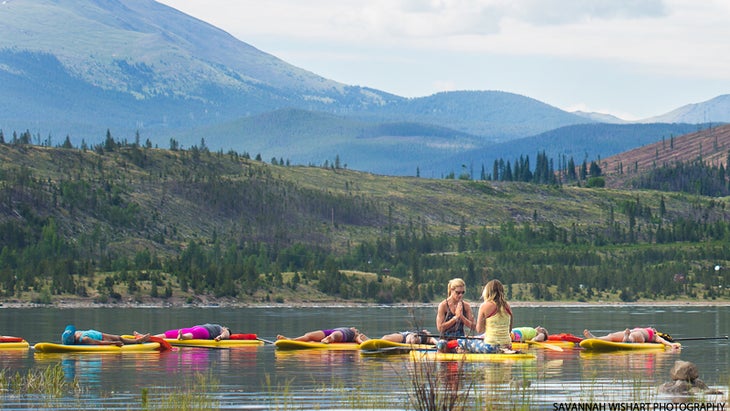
top-left (0, 0), bottom-right (726, 176)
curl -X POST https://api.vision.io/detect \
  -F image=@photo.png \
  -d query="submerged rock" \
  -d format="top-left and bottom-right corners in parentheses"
top-left (659, 360), bottom-right (718, 395)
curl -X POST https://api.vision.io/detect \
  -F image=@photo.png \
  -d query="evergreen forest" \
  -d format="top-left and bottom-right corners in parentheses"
top-left (0, 129), bottom-right (728, 305)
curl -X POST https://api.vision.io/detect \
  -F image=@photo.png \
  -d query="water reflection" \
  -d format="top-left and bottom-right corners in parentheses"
top-left (579, 350), bottom-right (681, 379)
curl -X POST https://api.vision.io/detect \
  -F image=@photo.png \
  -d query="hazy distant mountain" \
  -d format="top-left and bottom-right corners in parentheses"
top-left (0, 0), bottom-right (727, 177)
top-left (173, 108), bottom-right (485, 175)
top-left (364, 91), bottom-right (593, 140)
top-left (572, 111), bottom-right (629, 124)
top-left (640, 95), bottom-right (730, 124)
top-left (0, 0), bottom-right (399, 138)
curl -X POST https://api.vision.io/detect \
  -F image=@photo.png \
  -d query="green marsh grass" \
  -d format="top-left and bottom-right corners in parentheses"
top-left (403, 356), bottom-right (477, 411)
top-left (139, 372), bottom-right (219, 411)
top-left (0, 364), bottom-right (82, 397)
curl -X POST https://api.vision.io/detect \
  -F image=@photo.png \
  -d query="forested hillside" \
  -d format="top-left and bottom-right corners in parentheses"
top-left (602, 123), bottom-right (730, 190)
top-left (0, 130), bottom-right (728, 306)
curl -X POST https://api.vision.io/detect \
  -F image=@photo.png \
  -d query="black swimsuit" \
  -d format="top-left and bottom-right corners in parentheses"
top-left (442, 304), bottom-right (464, 337)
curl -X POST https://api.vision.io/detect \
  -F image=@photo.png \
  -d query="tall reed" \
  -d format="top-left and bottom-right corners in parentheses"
top-left (404, 355), bottom-right (476, 411)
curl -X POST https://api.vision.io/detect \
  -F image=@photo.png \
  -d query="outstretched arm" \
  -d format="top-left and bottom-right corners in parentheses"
top-left (655, 335), bottom-right (681, 349)
top-left (84, 334), bottom-right (123, 346)
top-left (214, 328), bottom-right (231, 341)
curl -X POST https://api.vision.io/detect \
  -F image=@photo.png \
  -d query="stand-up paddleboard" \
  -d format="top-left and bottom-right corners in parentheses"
top-left (359, 338), bottom-right (434, 354)
top-left (359, 338), bottom-right (434, 351)
top-left (274, 339), bottom-right (360, 350)
top-left (579, 339), bottom-right (678, 352)
top-left (33, 342), bottom-right (161, 353)
top-left (163, 338), bottom-right (263, 348)
top-left (410, 350), bottom-right (536, 362)
top-left (0, 336), bottom-right (30, 350)
top-left (530, 340), bottom-right (576, 349)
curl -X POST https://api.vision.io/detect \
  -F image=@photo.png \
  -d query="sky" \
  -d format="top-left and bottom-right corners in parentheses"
top-left (156, 0), bottom-right (730, 120)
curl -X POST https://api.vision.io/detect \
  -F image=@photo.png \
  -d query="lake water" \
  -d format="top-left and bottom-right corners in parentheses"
top-left (0, 305), bottom-right (727, 410)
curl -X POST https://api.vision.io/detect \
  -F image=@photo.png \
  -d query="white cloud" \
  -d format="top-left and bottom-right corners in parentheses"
top-left (157, 0), bottom-right (730, 118)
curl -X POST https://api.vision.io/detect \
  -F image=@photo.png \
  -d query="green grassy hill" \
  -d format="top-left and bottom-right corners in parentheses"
top-left (1, 139), bottom-right (728, 306)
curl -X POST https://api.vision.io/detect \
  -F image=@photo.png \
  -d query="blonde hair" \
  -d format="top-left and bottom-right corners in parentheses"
top-left (481, 279), bottom-right (508, 312)
top-left (447, 278), bottom-right (466, 297)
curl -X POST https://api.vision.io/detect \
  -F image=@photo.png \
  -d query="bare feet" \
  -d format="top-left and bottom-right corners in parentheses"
top-left (135, 333), bottom-right (151, 343)
top-left (622, 328), bottom-right (631, 342)
top-left (583, 329), bottom-right (595, 339)
top-left (276, 335), bottom-right (289, 340)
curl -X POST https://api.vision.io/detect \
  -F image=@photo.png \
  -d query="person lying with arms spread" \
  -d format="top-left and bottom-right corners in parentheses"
top-left (277, 327), bottom-right (368, 344)
top-left (583, 327), bottom-right (680, 349)
top-left (511, 326), bottom-right (549, 342)
top-left (141, 324), bottom-right (231, 341)
top-left (62, 325), bottom-right (150, 346)
top-left (368, 330), bottom-right (439, 345)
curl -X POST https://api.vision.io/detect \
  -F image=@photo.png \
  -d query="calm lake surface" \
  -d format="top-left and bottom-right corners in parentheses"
top-left (0, 305), bottom-right (727, 410)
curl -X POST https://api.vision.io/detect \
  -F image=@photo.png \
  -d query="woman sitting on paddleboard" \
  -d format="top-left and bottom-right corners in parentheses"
top-left (145, 324), bottom-right (231, 341)
top-left (436, 278), bottom-right (476, 338)
top-left (438, 279), bottom-right (513, 354)
top-left (277, 327), bottom-right (369, 344)
top-left (62, 325), bottom-right (150, 346)
top-left (583, 327), bottom-right (680, 349)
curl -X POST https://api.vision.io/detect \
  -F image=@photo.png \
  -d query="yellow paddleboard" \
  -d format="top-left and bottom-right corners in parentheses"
top-left (359, 338), bottom-right (434, 352)
top-left (410, 350), bottom-right (535, 362)
top-left (579, 339), bottom-right (676, 352)
top-left (33, 342), bottom-right (161, 353)
top-left (163, 338), bottom-right (263, 348)
top-left (274, 339), bottom-right (360, 350)
top-left (0, 341), bottom-right (30, 350)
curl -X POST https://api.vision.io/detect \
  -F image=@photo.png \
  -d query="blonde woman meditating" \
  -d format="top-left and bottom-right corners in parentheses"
top-left (436, 278), bottom-right (476, 338)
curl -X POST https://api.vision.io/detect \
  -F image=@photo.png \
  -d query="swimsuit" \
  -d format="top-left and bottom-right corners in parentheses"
top-left (484, 307), bottom-right (512, 346)
top-left (164, 324), bottom-right (225, 340)
top-left (442, 303), bottom-right (465, 337)
top-left (632, 327), bottom-right (654, 342)
top-left (511, 327), bottom-right (538, 342)
top-left (323, 327), bottom-right (356, 342)
top-left (80, 330), bottom-right (103, 343)
top-left (201, 324), bottom-right (225, 339)
top-left (398, 332), bottom-right (431, 344)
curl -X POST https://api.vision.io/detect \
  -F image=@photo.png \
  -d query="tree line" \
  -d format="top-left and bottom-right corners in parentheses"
top-left (0, 129), bottom-right (728, 304)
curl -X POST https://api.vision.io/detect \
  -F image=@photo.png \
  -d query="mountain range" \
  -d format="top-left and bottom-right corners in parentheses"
top-left (1, 0), bottom-right (728, 176)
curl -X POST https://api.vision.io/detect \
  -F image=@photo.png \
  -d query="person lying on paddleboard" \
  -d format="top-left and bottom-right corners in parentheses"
top-left (142, 324), bottom-right (231, 341)
top-left (62, 325), bottom-right (150, 346)
top-left (370, 330), bottom-right (439, 345)
top-left (583, 327), bottom-right (680, 349)
top-left (436, 278), bottom-right (476, 338)
top-left (438, 279), bottom-right (515, 354)
top-left (276, 327), bottom-right (369, 344)
top-left (511, 326), bottom-right (549, 342)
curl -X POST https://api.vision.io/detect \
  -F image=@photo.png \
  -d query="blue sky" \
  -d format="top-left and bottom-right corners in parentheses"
top-left (157, 0), bottom-right (730, 120)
